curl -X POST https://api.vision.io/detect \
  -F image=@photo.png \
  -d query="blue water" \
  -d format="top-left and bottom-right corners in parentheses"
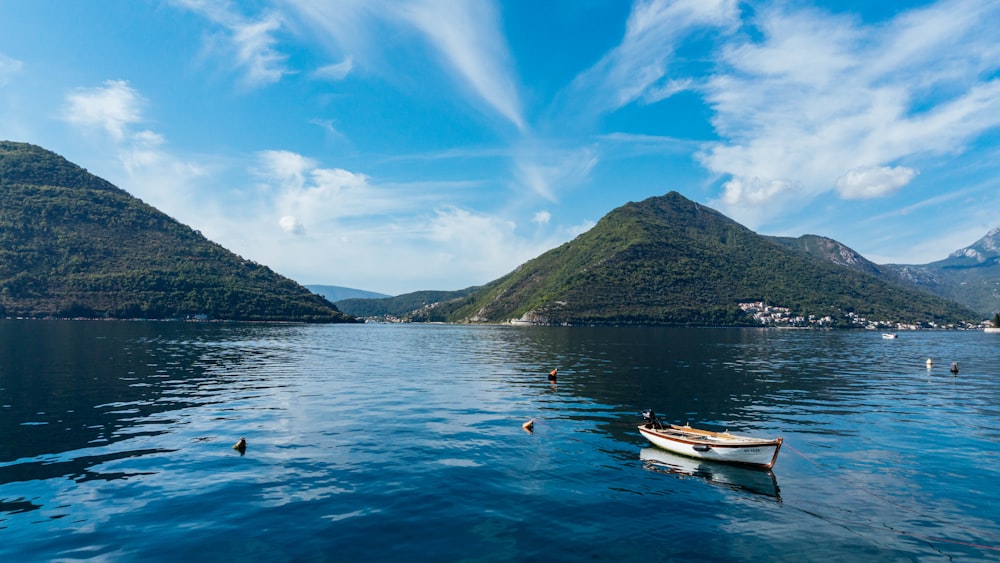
top-left (2, 321), bottom-right (999, 561)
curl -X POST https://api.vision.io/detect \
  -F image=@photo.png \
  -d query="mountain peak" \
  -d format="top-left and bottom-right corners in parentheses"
top-left (946, 226), bottom-right (1000, 263)
top-left (0, 141), bottom-right (121, 193)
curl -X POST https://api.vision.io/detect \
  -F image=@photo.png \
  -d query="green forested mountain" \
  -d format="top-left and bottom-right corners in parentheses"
top-left (0, 141), bottom-right (356, 322)
top-left (427, 192), bottom-right (976, 326)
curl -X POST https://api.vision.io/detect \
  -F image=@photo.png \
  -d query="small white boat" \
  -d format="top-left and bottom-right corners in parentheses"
top-left (638, 410), bottom-right (782, 469)
top-left (882, 333), bottom-right (898, 339)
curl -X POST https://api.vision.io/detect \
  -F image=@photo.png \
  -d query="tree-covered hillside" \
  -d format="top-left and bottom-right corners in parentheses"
top-left (0, 141), bottom-right (357, 322)
top-left (433, 192), bottom-right (976, 326)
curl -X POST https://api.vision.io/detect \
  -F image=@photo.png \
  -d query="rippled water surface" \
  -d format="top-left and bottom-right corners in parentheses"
top-left (2, 321), bottom-right (999, 561)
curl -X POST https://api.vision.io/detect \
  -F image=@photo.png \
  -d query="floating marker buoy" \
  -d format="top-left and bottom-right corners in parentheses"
top-left (926, 358), bottom-right (933, 368)
top-left (522, 419), bottom-right (534, 433)
top-left (950, 362), bottom-right (959, 374)
top-left (548, 368), bottom-right (557, 382)
top-left (233, 437), bottom-right (247, 454)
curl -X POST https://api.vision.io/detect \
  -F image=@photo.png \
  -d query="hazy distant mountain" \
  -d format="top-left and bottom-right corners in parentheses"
top-left (773, 228), bottom-right (1000, 315)
top-left (879, 227), bottom-right (1000, 315)
top-left (307, 284), bottom-right (391, 302)
top-left (424, 192), bottom-right (976, 326)
top-left (0, 141), bottom-right (356, 322)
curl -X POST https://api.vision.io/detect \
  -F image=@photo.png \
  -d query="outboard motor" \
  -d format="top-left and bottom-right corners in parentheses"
top-left (641, 409), bottom-right (665, 430)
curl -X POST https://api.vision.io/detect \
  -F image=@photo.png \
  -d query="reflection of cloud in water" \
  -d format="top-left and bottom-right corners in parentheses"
top-left (323, 508), bottom-right (382, 522)
top-left (436, 458), bottom-right (481, 467)
top-left (261, 482), bottom-right (354, 507)
top-left (640, 447), bottom-right (780, 500)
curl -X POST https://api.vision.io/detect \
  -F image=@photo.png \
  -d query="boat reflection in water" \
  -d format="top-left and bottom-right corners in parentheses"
top-left (640, 447), bottom-right (781, 500)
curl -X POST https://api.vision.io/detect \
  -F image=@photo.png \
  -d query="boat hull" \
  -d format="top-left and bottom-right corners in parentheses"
top-left (638, 424), bottom-right (782, 469)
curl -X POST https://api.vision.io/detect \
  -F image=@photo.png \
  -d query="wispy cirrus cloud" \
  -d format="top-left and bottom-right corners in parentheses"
top-left (567, 0), bottom-right (739, 115)
top-left (172, 0), bottom-right (289, 87)
top-left (312, 56), bottom-right (353, 81)
top-left (281, 0), bottom-right (524, 130)
top-left (513, 145), bottom-right (599, 202)
top-left (397, 0), bottom-right (523, 130)
top-left (0, 52), bottom-right (22, 86)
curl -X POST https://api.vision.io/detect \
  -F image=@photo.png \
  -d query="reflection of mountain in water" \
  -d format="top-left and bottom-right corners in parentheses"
top-left (640, 447), bottom-right (781, 500)
top-left (505, 326), bottom-right (878, 442)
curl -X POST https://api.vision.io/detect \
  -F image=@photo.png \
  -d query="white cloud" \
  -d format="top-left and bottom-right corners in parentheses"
top-left (313, 56), bottom-right (353, 81)
top-left (690, 0), bottom-right (1000, 226)
top-left (206, 176), bottom-right (564, 293)
top-left (172, 0), bottom-right (289, 87)
top-left (218, 147), bottom-right (572, 292)
top-left (256, 149), bottom-right (315, 190)
top-left (0, 53), bottom-right (23, 86)
top-left (532, 211), bottom-right (550, 226)
top-left (60, 80), bottom-right (211, 222)
top-left (62, 80), bottom-right (144, 141)
top-left (836, 166), bottom-right (917, 200)
top-left (254, 150), bottom-right (409, 235)
top-left (279, 215), bottom-right (305, 235)
top-left (417, 206), bottom-right (550, 283)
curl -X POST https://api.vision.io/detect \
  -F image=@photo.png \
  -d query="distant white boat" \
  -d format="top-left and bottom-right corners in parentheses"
top-left (985, 327), bottom-right (1000, 334)
top-left (638, 410), bottom-right (782, 469)
top-left (882, 333), bottom-right (898, 339)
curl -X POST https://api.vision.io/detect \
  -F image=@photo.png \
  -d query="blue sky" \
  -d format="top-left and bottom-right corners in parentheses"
top-left (2, 0), bottom-right (999, 295)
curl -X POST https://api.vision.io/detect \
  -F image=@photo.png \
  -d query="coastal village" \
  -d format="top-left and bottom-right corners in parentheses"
top-left (737, 301), bottom-right (987, 330)
top-left (372, 300), bottom-right (991, 329)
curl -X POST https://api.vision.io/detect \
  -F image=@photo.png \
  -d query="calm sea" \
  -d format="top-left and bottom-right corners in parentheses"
top-left (1, 320), bottom-right (999, 562)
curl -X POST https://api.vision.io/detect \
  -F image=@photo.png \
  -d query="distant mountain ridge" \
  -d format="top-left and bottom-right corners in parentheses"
top-left (335, 287), bottom-right (480, 319)
top-left (776, 229), bottom-right (1000, 315)
top-left (0, 141), bottom-right (357, 322)
top-left (766, 234), bottom-right (884, 277)
top-left (307, 285), bottom-right (390, 302)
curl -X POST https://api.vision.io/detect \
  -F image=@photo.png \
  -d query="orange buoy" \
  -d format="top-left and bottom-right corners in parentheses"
top-left (522, 419), bottom-right (535, 433)
top-left (233, 437), bottom-right (247, 454)
top-left (548, 368), bottom-right (557, 382)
